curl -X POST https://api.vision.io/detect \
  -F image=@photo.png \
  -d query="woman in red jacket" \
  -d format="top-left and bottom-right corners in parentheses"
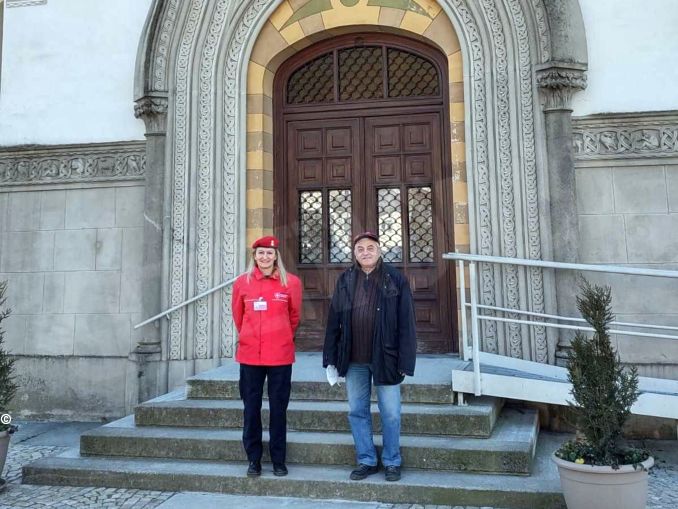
top-left (231, 235), bottom-right (302, 478)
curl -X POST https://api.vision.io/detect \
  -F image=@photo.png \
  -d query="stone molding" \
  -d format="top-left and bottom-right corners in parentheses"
top-left (536, 62), bottom-right (587, 111)
top-left (6, 0), bottom-right (47, 7)
top-left (572, 112), bottom-right (678, 160)
top-left (0, 142), bottom-right (146, 187)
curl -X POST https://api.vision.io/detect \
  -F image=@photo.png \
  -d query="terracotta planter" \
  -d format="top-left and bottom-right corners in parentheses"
top-left (553, 453), bottom-right (653, 509)
top-left (0, 431), bottom-right (9, 479)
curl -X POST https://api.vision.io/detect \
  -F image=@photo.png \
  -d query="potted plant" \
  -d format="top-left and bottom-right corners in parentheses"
top-left (553, 279), bottom-right (652, 509)
top-left (0, 281), bottom-right (18, 485)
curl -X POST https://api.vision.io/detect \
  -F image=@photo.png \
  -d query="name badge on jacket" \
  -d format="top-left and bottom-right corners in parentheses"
top-left (253, 299), bottom-right (268, 311)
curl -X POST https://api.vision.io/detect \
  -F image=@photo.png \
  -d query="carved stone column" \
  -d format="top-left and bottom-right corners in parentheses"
top-left (131, 93), bottom-right (169, 402)
top-left (536, 62), bottom-right (587, 363)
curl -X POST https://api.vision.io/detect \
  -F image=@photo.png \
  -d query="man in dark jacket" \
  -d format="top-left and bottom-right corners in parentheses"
top-left (323, 231), bottom-right (417, 482)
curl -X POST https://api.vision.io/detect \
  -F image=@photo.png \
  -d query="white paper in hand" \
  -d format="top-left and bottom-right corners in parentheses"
top-left (326, 365), bottom-right (340, 386)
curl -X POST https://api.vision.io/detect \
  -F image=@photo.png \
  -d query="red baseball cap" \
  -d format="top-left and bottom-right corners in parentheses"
top-left (353, 231), bottom-right (379, 246)
top-left (252, 235), bottom-right (279, 249)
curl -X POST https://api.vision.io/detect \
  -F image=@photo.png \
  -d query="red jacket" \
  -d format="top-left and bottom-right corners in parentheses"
top-left (231, 267), bottom-right (302, 366)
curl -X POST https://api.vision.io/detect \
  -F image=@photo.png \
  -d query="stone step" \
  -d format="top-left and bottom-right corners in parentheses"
top-left (186, 354), bottom-right (463, 404)
top-left (135, 396), bottom-right (502, 437)
top-left (23, 432), bottom-right (565, 509)
top-left (81, 408), bottom-right (537, 474)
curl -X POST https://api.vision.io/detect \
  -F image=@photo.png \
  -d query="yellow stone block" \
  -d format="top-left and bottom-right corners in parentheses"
top-left (247, 228), bottom-right (266, 248)
top-left (448, 50), bottom-right (463, 83)
top-left (247, 150), bottom-right (274, 171)
top-left (247, 61), bottom-right (267, 95)
top-left (453, 182), bottom-right (468, 203)
top-left (379, 7), bottom-right (405, 28)
top-left (416, 0), bottom-right (443, 18)
top-left (280, 21), bottom-right (306, 46)
top-left (451, 141), bottom-right (466, 163)
top-left (247, 114), bottom-right (273, 134)
top-left (247, 189), bottom-right (274, 210)
top-left (450, 102), bottom-right (465, 123)
top-left (250, 21), bottom-right (290, 69)
top-left (400, 11), bottom-right (433, 34)
top-left (322, 0), bottom-right (380, 29)
top-left (454, 223), bottom-right (469, 245)
top-left (269, 1), bottom-right (294, 30)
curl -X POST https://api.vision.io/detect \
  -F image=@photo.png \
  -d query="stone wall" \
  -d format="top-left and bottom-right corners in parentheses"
top-left (573, 111), bottom-right (678, 379)
top-left (0, 142), bottom-right (146, 419)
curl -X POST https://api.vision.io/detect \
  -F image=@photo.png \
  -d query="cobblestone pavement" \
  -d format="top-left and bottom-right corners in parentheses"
top-left (0, 437), bottom-right (676, 508)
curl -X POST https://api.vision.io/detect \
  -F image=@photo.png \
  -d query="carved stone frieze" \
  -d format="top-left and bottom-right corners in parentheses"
top-left (6, 0), bottom-right (47, 7)
top-left (536, 62), bottom-right (587, 111)
top-left (0, 142), bottom-right (146, 186)
top-left (506, 0), bottom-right (549, 362)
top-left (572, 112), bottom-right (678, 160)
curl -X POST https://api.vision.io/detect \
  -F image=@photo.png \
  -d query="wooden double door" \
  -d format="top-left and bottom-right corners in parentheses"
top-left (277, 110), bottom-right (455, 353)
top-left (274, 34), bottom-right (457, 353)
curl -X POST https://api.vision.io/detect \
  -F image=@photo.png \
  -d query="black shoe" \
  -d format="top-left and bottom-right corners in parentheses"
top-left (273, 463), bottom-right (288, 477)
top-left (349, 463), bottom-right (379, 481)
top-left (247, 460), bottom-right (261, 477)
top-left (384, 465), bottom-right (401, 482)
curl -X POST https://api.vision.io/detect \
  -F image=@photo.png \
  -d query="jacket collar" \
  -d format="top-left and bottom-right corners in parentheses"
top-left (253, 266), bottom-right (279, 281)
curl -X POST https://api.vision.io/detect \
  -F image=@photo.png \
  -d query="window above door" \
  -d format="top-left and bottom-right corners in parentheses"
top-left (286, 44), bottom-right (442, 106)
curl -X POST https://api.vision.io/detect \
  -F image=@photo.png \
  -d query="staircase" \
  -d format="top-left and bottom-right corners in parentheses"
top-left (22, 354), bottom-right (565, 508)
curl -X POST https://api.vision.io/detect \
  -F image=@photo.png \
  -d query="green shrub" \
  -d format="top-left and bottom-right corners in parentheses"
top-left (0, 281), bottom-right (18, 434)
top-left (554, 279), bottom-right (648, 468)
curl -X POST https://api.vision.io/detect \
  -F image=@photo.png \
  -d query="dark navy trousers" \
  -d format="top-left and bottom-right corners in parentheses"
top-left (239, 363), bottom-right (292, 464)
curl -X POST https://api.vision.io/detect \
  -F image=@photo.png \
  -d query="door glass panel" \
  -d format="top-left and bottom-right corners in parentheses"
top-left (287, 52), bottom-right (335, 104)
top-left (387, 49), bottom-right (440, 98)
top-left (299, 191), bottom-right (323, 263)
top-left (408, 186), bottom-right (434, 262)
top-left (339, 47), bottom-right (384, 101)
top-left (328, 189), bottom-right (352, 263)
top-left (377, 188), bottom-right (403, 263)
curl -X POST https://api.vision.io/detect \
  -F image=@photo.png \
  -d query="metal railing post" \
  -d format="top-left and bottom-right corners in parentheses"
top-left (458, 259), bottom-right (470, 361)
top-left (469, 261), bottom-right (482, 396)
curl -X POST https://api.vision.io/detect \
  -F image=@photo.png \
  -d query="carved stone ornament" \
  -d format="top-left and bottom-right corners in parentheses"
top-left (0, 142), bottom-right (146, 186)
top-left (536, 62), bottom-right (587, 111)
top-left (134, 95), bottom-right (169, 133)
top-left (573, 112), bottom-right (678, 160)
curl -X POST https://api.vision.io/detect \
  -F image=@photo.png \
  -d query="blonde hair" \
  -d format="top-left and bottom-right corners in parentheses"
top-left (246, 248), bottom-right (289, 287)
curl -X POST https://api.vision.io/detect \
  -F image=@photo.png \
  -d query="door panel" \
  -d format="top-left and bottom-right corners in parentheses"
top-left (365, 113), bottom-right (453, 349)
top-left (285, 119), bottom-right (362, 349)
top-left (281, 112), bottom-right (454, 353)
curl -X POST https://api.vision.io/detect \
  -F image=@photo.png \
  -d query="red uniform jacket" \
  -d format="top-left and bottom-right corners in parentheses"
top-left (231, 267), bottom-right (302, 366)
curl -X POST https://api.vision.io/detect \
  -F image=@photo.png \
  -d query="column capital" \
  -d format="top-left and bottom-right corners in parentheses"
top-left (536, 61), bottom-right (587, 112)
top-left (134, 94), bottom-right (169, 134)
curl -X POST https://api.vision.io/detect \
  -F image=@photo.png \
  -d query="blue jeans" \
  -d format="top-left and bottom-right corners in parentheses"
top-left (345, 363), bottom-right (401, 467)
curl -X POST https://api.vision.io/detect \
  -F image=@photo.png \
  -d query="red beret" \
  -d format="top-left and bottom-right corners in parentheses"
top-left (252, 236), bottom-right (279, 249)
top-left (353, 231), bottom-right (379, 245)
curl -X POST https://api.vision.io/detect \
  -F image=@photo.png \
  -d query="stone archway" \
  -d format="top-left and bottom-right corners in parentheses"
top-left (133, 0), bottom-right (588, 393)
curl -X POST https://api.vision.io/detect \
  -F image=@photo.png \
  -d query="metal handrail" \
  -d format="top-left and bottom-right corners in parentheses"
top-left (444, 252), bottom-right (678, 396)
top-left (443, 252), bottom-right (678, 278)
top-left (133, 276), bottom-right (237, 329)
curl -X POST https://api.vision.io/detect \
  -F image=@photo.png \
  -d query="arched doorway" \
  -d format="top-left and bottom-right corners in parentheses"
top-left (274, 33), bottom-right (456, 353)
